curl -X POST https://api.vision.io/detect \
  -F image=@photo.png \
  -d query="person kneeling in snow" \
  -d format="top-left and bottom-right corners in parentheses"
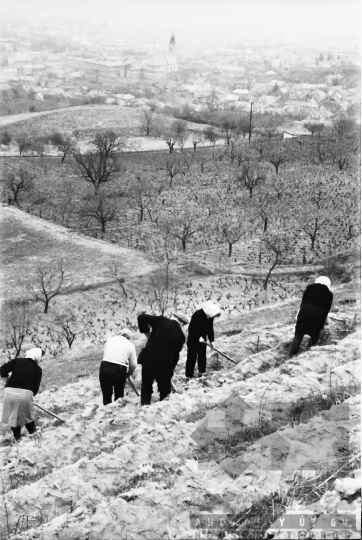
top-left (1, 347), bottom-right (44, 441)
top-left (185, 301), bottom-right (221, 379)
top-left (99, 329), bottom-right (137, 405)
top-left (290, 276), bottom-right (333, 356)
top-left (137, 312), bottom-right (187, 406)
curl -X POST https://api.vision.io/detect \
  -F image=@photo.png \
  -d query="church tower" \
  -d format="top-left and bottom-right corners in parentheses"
top-left (169, 32), bottom-right (176, 54)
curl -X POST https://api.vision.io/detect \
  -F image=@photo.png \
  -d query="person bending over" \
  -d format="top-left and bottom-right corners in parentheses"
top-left (1, 347), bottom-right (44, 441)
top-left (290, 276), bottom-right (333, 356)
top-left (185, 301), bottom-right (221, 379)
top-left (99, 328), bottom-right (137, 405)
top-left (137, 312), bottom-right (187, 405)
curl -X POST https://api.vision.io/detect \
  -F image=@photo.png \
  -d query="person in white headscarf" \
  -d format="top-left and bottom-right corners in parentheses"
top-left (290, 276), bottom-right (333, 356)
top-left (99, 328), bottom-right (137, 405)
top-left (1, 347), bottom-right (44, 441)
top-left (185, 301), bottom-right (221, 378)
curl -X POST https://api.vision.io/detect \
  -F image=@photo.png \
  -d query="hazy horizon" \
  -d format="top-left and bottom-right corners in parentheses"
top-left (1, 0), bottom-right (361, 49)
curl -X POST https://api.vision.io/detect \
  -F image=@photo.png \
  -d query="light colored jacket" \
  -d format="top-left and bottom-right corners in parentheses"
top-left (102, 336), bottom-right (137, 376)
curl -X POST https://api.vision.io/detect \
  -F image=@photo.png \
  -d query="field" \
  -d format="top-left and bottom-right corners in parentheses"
top-left (0, 107), bottom-right (360, 539)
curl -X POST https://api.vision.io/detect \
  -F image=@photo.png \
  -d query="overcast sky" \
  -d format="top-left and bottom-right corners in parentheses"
top-left (2, 0), bottom-right (361, 48)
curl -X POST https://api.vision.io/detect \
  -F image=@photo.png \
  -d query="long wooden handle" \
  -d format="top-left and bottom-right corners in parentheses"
top-left (200, 338), bottom-right (237, 364)
top-left (34, 403), bottom-right (66, 423)
top-left (127, 377), bottom-right (140, 396)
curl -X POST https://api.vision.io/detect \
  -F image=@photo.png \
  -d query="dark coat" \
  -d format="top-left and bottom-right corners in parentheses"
top-left (137, 314), bottom-right (185, 369)
top-left (187, 309), bottom-right (215, 345)
top-left (0, 358), bottom-right (42, 396)
top-left (301, 284), bottom-right (333, 313)
top-left (295, 283), bottom-right (333, 337)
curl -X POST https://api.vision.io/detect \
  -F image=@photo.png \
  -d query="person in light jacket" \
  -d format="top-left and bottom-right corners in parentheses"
top-left (185, 301), bottom-right (221, 378)
top-left (99, 328), bottom-right (137, 405)
top-left (290, 276), bottom-right (333, 356)
top-left (1, 347), bottom-right (44, 441)
top-left (137, 312), bottom-right (187, 405)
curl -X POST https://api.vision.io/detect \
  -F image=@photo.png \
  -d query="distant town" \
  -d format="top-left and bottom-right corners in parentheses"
top-left (0, 12), bottom-right (360, 134)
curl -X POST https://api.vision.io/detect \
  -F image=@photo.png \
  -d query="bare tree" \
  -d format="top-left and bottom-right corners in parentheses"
top-left (203, 127), bottom-right (218, 156)
top-left (129, 176), bottom-right (153, 222)
top-left (219, 114), bottom-right (237, 146)
top-left (146, 231), bottom-right (180, 314)
top-left (81, 194), bottom-right (119, 234)
top-left (139, 110), bottom-right (155, 137)
top-left (217, 219), bottom-right (246, 257)
top-left (50, 132), bottom-right (76, 163)
top-left (161, 210), bottom-right (203, 252)
top-left (236, 116), bottom-right (251, 140)
top-left (31, 138), bottom-right (46, 161)
top-left (262, 233), bottom-right (293, 289)
top-left (304, 122), bottom-right (326, 137)
top-left (253, 136), bottom-right (268, 160)
top-left (164, 156), bottom-right (182, 188)
top-left (332, 118), bottom-right (355, 138)
top-left (107, 260), bottom-right (128, 297)
top-left (192, 133), bottom-right (203, 151)
top-left (172, 119), bottom-right (188, 150)
top-left (4, 168), bottom-right (34, 206)
top-left (265, 141), bottom-right (289, 174)
top-left (51, 310), bottom-right (90, 349)
top-left (58, 179), bottom-right (76, 225)
top-left (26, 259), bottom-right (69, 314)
top-left (237, 164), bottom-right (266, 198)
top-left (15, 136), bottom-right (31, 156)
top-left (73, 130), bottom-right (125, 194)
top-left (2, 301), bottom-right (32, 359)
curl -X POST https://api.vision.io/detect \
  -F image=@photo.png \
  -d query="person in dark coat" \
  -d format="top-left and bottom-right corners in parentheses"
top-left (137, 312), bottom-right (187, 405)
top-left (1, 348), bottom-right (44, 441)
top-left (185, 301), bottom-right (221, 378)
top-left (290, 276), bottom-right (333, 356)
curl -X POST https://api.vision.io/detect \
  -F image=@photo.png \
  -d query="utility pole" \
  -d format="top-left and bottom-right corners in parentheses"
top-left (248, 102), bottom-right (253, 145)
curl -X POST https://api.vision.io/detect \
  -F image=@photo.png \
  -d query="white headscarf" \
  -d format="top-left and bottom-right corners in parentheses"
top-left (202, 301), bottom-right (221, 319)
top-left (315, 276), bottom-right (331, 290)
top-left (119, 328), bottom-right (132, 339)
top-left (26, 348), bottom-right (43, 362)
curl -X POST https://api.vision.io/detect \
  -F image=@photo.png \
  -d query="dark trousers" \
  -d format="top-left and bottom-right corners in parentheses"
top-left (290, 332), bottom-right (320, 356)
top-left (141, 363), bottom-right (173, 406)
top-left (185, 341), bottom-right (207, 377)
top-left (11, 421), bottom-right (35, 441)
top-left (99, 361), bottom-right (127, 405)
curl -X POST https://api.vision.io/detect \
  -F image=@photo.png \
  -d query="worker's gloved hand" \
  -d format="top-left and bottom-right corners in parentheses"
top-left (209, 342), bottom-right (214, 350)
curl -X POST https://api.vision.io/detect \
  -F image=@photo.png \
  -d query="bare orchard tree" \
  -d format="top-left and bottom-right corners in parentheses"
top-left (129, 176), bottom-right (154, 222)
top-left (253, 136), bottom-right (268, 161)
top-left (192, 133), bottom-right (203, 151)
top-left (15, 135), bottom-right (31, 156)
top-left (1, 300), bottom-right (32, 359)
top-left (265, 141), bottom-right (289, 174)
top-left (203, 126), bottom-right (218, 156)
top-left (81, 194), bottom-right (119, 235)
top-left (57, 179), bottom-right (77, 225)
top-left (164, 156), bottom-right (182, 188)
top-left (218, 114), bottom-right (237, 146)
top-left (50, 132), bottom-right (76, 163)
top-left (304, 122), bottom-right (326, 138)
top-left (146, 230), bottom-right (180, 315)
top-left (4, 167), bottom-right (34, 206)
top-left (237, 163), bottom-right (266, 198)
top-left (217, 218), bottom-right (248, 257)
top-left (26, 259), bottom-right (70, 314)
top-left (107, 260), bottom-right (128, 297)
top-left (73, 130), bottom-right (125, 194)
top-left (139, 110), bottom-right (156, 137)
top-left (262, 233), bottom-right (294, 290)
top-left (50, 309), bottom-right (90, 349)
top-left (171, 119), bottom-right (188, 150)
top-left (161, 209), bottom-right (204, 252)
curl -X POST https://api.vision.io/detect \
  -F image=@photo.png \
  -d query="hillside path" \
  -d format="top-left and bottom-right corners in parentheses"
top-left (0, 105), bottom-right (117, 127)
